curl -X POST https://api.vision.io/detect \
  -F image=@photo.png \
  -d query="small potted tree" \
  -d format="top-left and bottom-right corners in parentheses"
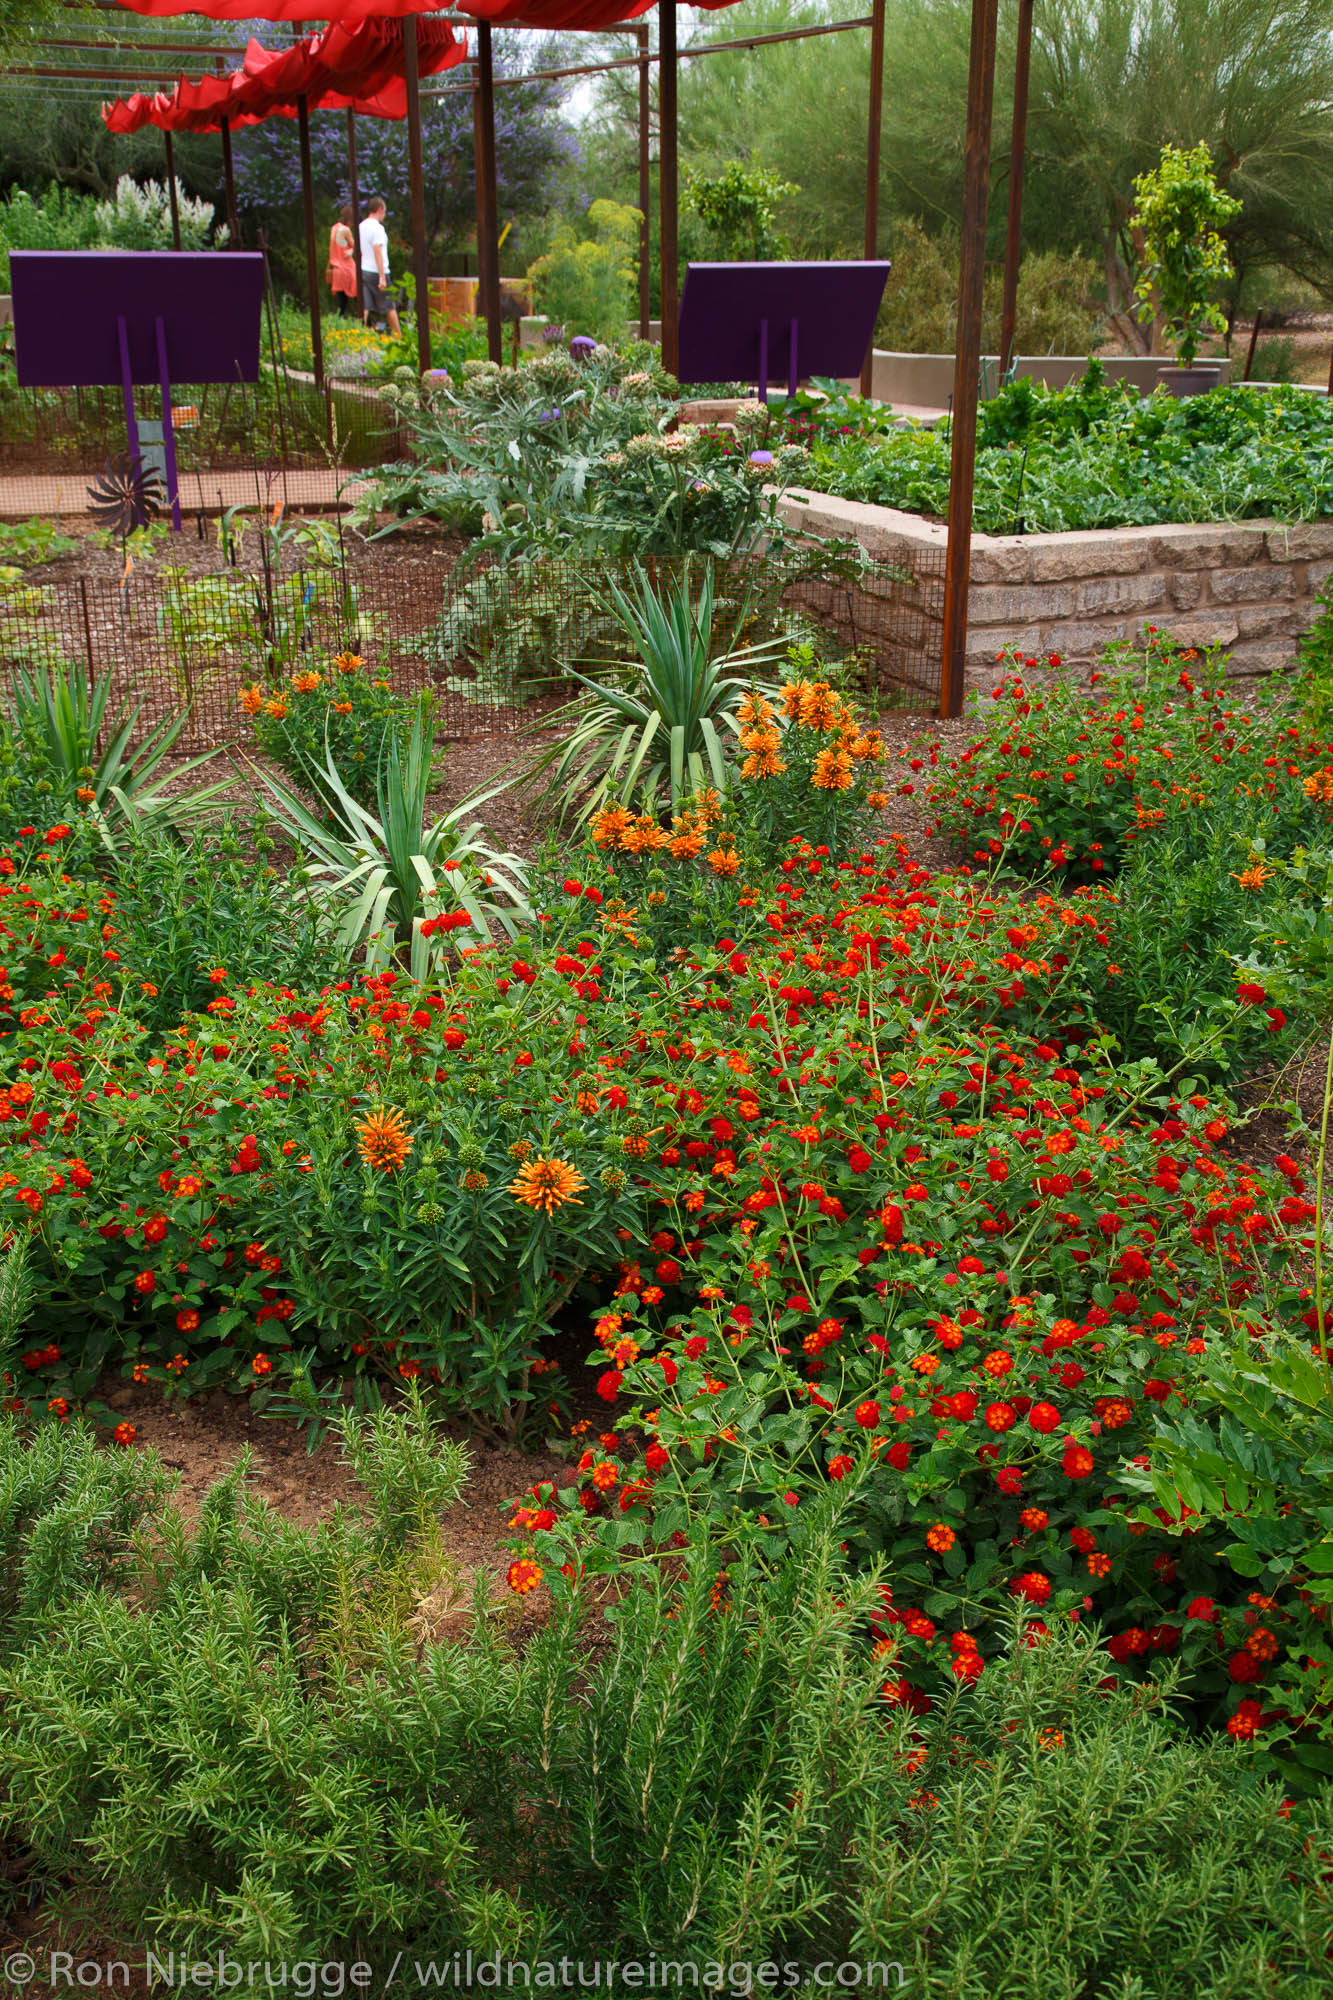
top-left (1130, 142), bottom-right (1242, 397)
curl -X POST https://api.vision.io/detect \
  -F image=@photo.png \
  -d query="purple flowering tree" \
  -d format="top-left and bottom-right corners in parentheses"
top-left (232, 36), bottom-right (580, 282)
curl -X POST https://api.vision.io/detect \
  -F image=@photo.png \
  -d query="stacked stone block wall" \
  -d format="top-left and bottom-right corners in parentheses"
top-left (777, 490), bottom-right (1323, 692)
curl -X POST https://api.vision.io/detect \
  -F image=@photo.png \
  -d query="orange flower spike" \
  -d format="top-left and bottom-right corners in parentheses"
top-left (510, 1156), bottom-right (588, 1215)
top-left (355, 1105), bottom-right (414, 1173)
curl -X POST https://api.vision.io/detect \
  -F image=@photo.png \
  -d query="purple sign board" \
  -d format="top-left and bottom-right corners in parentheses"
top-left (676, 260), bottom-right (891, 402)
top-left (9, 251), bottom-right (265, 389)
top-left (10, 251), bottom-right (265, 530)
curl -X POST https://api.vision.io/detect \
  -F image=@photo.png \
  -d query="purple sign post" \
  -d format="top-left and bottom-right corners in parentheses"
top-left (10, 251), bottom-right (265, 530)
top-left (676, 260), bottom-right (891, 405)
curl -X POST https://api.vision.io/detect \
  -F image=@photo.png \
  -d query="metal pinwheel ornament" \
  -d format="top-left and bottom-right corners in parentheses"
top-left (86, 455), bottom-right (167, 538)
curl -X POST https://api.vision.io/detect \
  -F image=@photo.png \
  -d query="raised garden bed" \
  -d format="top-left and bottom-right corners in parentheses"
top-left (779, 488), bottom-right (1328, 680)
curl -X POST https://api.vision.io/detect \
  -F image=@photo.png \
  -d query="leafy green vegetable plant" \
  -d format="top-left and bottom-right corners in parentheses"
top-left (791, 370), bottom-right (1333, 533)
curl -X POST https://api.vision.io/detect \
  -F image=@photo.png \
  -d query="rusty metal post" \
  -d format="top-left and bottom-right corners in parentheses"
top-left (219, 115), bottom-right (240, 249)
top-left (297, 94), bottom-right (325, 392)
top-left (659, 0), bottom-right (679, 377)
top-left (163, 129), bottom-right (181, 250)
top-left (403, 18), bottom-right (433, 374)
top-left (940, 0), bottom-right (1000, 719)
top-left (346, 108), bottom-right (360, 244)
top-left (1242, 307), bottom-right (1263, 380)
top-left (860, 0), bottom-right (886, 396)
top-left (472, 23), bottom-right (504, 364)
top-left (997, 0), bottom-right (1034, 380)
top-left (637, 22), bottom-right (652, 340)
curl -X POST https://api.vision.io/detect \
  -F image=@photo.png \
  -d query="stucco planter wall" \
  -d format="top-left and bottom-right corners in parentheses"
top-left (777, 487), bottom-right (1326, 692)
top-left (866, 351), bottom-right (1236, 408)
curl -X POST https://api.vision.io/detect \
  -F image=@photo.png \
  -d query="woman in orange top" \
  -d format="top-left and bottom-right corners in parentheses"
top-left (327, 205), bottom-right (357, 317)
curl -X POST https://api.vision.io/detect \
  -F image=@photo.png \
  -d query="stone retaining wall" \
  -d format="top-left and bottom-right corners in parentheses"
top-left (777, 489), bottom-right (1326, 689)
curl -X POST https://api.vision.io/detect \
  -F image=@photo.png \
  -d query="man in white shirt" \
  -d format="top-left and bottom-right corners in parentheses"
top-left (358, 196), bottom-right (400, 337)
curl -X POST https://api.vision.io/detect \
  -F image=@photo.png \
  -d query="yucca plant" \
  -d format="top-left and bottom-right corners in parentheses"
top-left (524, 560), bottom-right (786, 821)
top-left (6, 657), bottom-right (222, 851)
top-left (257, 711), bottom-right (530, 975)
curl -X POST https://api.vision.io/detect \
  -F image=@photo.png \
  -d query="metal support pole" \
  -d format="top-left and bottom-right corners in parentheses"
top-left (997, 0), bottom-right (1033, 380)
top-left (474, 20), bottom-right (503, 364)
top-left (1243, 307), bottom-right (1263, 381)
top-left (637, 23), bottom-right (652, 340)
top-left (297, 93), bottom-right (324, 392)
top-left (659, 0), bottom-right (678, 377)
top-left (860, 0), bottom-right (886, 396)
top-left (154, 313), bottom-right (182, 532)
top-left (403, 17), bottom-right (433, 375)
top-left (163, 128), bottom-right (181, 251)
top-left (220, 115), bottom-right (240, 250)
top-left (346, 108), bottom-right (360, 244)
top-left (940, 0), bottom-right (1000, 720)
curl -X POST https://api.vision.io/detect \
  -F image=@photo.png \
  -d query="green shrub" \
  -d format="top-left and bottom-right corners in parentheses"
top-left (873, 220), bottom-right (1104, 356)
top-left (1252, 334), bottom-right (1300, 383)
top-left (1131, 142), bottom-right (1241, 369)
top-left (97, 820), bottom-right (347, 1030)
top-left (0, 1422), bottom-right (1328, 1986)
top-left (914, 630), bottom-right (1320, 1074)
top-left (683, 161), bottom-right (799, 261)
top-left (0, 180), bottom-right (219, 290)
top-left (527, 198), bottom-right (642, 345)
top-left (918, 630), bottom-right (1315, 871)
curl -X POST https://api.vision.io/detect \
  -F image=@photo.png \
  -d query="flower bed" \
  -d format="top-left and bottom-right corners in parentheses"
top-left (5, 637), bottom-right (1333, 1767)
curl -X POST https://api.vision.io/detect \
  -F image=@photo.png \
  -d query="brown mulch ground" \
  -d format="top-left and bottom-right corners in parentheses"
top-left (102, 1375), bottom-right (567, 1564)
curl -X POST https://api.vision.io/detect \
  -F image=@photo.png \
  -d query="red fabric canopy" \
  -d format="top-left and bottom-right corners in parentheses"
top-left (454, 0), bottom-right (742, 22)
top-left (102, 15), bottom-right (466, 133)
top-left (116, 0), bottom-right (443, 23)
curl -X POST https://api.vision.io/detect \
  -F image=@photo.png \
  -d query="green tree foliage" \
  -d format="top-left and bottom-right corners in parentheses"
top-left (1131, 141), bottom-right (1243, 365)
top-left (0, 87), bottom-right (218, 204)
top-left (683, 159), bottom-right (799, 259)
top-left (874, 218), bottom-right (1104, 353)
top-left (582, 0), bottom-right (1333, 339)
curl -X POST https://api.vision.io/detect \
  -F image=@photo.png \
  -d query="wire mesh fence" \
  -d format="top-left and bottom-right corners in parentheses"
top-left (0, 372), bottom-right (404, 522)
top-left (0, 548), bottom-right (945, 752)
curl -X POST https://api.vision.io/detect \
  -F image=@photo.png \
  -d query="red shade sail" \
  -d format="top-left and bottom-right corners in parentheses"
top-left (116, 0), bottom-right (443, 23)
top-left (102, 15), bottom-right (466, 133)
top-left (454, 0), bottom-right (742, 22)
